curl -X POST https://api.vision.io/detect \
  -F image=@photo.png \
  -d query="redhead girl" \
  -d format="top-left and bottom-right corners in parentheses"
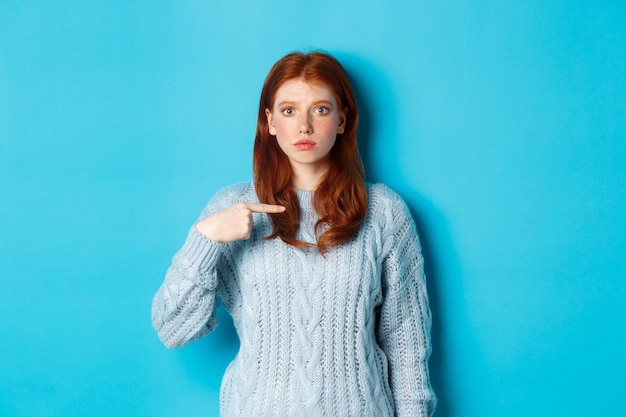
top-left (152, 51), bottom-right (436, 417)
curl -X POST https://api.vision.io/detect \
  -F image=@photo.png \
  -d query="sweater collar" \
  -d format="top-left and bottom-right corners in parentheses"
top-left (294, 189), bottom-right (314, 210)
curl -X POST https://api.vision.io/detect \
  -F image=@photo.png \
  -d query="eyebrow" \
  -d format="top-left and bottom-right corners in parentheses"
top-left (276, 100), bottom-right (333, 107)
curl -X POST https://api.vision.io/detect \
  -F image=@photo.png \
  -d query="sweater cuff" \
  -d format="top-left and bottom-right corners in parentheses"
top-left (175, 226), bottom-right (222, 289)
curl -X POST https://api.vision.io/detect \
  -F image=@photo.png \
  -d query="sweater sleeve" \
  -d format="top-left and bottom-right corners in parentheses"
top-left (376, 190), bottom-right (437, 417)
top-left (151, 227), bottom-right (224, 348)
top-left (151, 184), bottom-right (247, 349)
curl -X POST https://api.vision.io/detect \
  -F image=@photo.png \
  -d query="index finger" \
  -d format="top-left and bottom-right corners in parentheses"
top-left (245, 203), bottom-right (287, 214)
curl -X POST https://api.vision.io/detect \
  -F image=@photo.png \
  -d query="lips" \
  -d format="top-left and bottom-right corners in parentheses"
top-left (294, 139), bottom-right (316, 150)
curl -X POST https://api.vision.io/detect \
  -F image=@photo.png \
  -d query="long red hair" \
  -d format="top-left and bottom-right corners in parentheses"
top-left (253, 51), bottom-right (367, 253)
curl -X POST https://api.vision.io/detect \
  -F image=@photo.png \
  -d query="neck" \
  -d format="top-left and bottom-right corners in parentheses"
top-left (291, 163), bottom-right (329, 191)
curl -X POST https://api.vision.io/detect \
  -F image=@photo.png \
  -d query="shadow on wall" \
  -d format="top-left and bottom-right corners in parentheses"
top-left (180, 305), bottom-right (239, 391)
top-left (407, 195), bottom-right (457, 417)
top-left (341, 52), bottom-right (457, 417)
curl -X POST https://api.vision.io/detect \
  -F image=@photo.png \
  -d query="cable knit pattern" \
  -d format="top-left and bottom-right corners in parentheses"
top-left (152, 182), bottom-right (436, 417)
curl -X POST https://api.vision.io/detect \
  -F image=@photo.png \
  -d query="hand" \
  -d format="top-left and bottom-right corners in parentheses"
top-left (195, 202), bottom-right (286, 242)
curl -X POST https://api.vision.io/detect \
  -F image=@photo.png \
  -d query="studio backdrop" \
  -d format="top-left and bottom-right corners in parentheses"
top-left (1, 1), bottom-right (625, 416)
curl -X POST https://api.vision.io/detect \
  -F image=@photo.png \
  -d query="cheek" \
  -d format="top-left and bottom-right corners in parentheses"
top-left (274, 124), bottom-right (288, 138)
top-left (272, 121), bottom-right (291, 152)
top-left (272, 118), bottom-right (293, 138)
top-left (318, 118), bottom-right (341, 137)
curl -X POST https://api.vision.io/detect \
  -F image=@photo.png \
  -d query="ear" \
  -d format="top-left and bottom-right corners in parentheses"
top-left (265, 108), bottom-right (277, 136)
top-left (337, 107), bottom-right (348, 134)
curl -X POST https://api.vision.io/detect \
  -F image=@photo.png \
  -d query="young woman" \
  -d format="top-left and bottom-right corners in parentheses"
top-left (152, 51), bottom-right (436, 417)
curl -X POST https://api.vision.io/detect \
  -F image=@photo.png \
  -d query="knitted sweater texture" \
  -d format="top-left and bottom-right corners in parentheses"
top-left (152, 182), bottom-right (436, 417)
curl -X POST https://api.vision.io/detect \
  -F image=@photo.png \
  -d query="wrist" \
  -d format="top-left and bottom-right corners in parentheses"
top-left (195, 220), bottom-right (217, 241)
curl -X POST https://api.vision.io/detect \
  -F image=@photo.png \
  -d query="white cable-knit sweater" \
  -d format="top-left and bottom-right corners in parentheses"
top-left (152, 182), bottom-right (436, 417)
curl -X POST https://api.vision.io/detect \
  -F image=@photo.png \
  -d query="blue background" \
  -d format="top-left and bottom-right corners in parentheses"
top-left (1, 1), bottom-right (625, 416)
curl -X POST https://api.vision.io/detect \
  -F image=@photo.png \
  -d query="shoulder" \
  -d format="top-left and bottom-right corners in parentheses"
top-left (199, 181), bottom-right (257, 218)
top-left (211, 181), bottom-right (256, 203)
top-left (366, 183), bottom-right (413, 223)
top-left (365, 183), bottom-right (419, 245)
top-left (368, 183), bottom-right (404, 204)
top-left (366, 185), bottom-right (424, 280)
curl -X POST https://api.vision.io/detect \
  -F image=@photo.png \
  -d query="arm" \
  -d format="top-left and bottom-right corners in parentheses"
top-left (151, 184), bottom-right (286, 349)
top-left (151, 226), bottom-right (226, 349)
top-left (376, 193), bottom-right (437, 417)
top-left (151, 184), bottom-right (242, 349)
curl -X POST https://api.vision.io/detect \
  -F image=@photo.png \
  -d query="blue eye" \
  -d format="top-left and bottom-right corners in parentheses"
top-left (316, 107), bottom-right (330, 114)
top-left (282, 108), bottom-right (294, 116)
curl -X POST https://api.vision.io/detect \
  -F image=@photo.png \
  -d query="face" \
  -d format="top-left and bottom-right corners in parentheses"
top-left (265, 78), bottom-right (347, 175)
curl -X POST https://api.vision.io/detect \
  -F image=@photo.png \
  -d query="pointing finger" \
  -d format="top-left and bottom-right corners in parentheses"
top-left (245, 203), bottom-right (287, 214)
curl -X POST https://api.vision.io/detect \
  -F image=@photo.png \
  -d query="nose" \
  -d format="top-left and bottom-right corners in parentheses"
top-left (299, 113), bottom-right (313, 134)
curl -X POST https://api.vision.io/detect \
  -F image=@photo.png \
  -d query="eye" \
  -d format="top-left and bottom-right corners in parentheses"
top-left (315, 106), bottom-right (330, 115)
top-left (281, 107), bottom-right (295, 116)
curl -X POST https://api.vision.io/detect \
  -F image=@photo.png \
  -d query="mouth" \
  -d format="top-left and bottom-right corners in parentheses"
top-left (294, 139), bottom-right (316, 150)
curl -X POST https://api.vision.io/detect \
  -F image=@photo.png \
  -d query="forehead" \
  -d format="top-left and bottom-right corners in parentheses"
top-left (273, 78), bottom-right (337, 104)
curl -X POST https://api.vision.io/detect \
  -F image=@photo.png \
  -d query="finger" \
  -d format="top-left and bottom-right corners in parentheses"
top-left (245, 203), bottom-right (287, 213)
